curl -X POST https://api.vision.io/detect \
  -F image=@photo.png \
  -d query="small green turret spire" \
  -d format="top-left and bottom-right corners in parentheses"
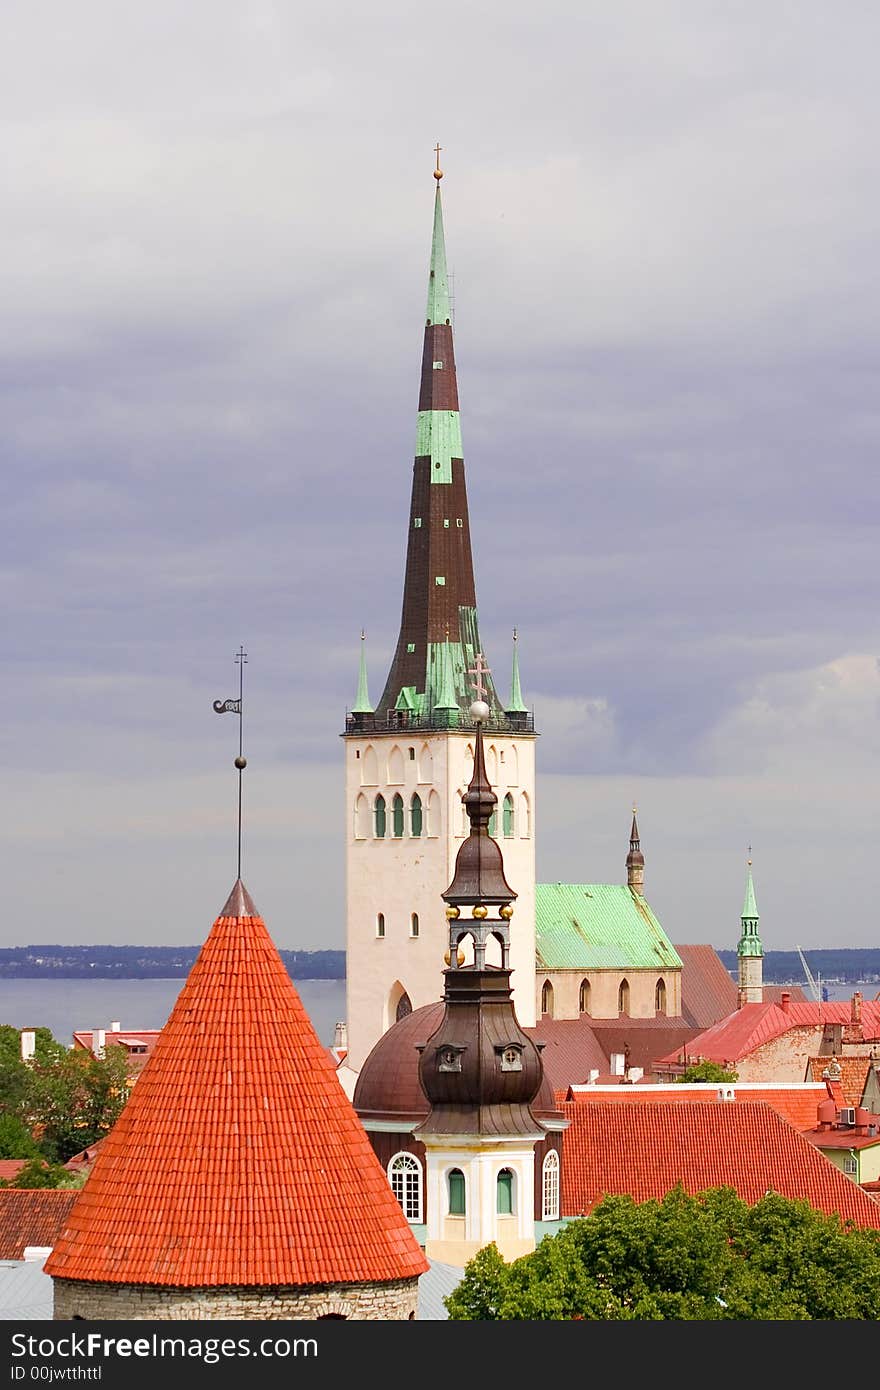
top-left (737, 853), bottom-right (763, 958)
top-left (506, 628), bottom-right (528, 714)
top-left (352, 631), bottom-right (373, 715)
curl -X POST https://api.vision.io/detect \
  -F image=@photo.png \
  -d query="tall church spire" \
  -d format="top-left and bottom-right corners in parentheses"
top-left (373, 164), bottom-right (505, 727)
top-left (737, 851), bottom-right (764, 1006)
top-left (626, 807), bottom-right (645, 895)
top-left (506, 628), bottom-right (528, 719)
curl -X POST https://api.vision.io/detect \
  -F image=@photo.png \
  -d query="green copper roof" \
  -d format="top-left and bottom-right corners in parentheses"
top-left (415, 408), bottom-right (462, 486)
top-left (742, 862), bottom-right (759, 920)
top-left (535, 884), bottom-right (682, 971)
top-left (738, 861), bottom-right (763, 957)
top-left (432, 638), bottom-right (460, 714)
top-left (352, 632), bottom-right (373, 714)
top-left (506, 630), bottom-right (528, 713)
top-left (426, 186), bottom-right (451, 327)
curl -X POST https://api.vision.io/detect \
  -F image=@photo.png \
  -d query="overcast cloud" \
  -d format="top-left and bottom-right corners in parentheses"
top-left (3, 2), bottom-right (879, 953)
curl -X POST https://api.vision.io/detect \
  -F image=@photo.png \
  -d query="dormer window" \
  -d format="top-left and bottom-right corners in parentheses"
top-left (495, 1042), bottom-right (524, 1073)
top-left (437, 1044), bottom-right (466, 1073)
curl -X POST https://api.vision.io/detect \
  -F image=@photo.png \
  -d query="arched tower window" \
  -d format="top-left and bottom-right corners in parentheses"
top-left (427, 789), bottom-right (440, 837)
top-left (354, 793), bottom-right (370, 839)
top-left (542, 1150), bottom-right (560, 1221)
top-left (388, 1152), bottom-right (423, 1223)
top-left (387, 745), bottom-right (404, 784)
top-left (376, 913), bottom-right (385, 939)
top-left (579, 978), bottom-right (591, 1015)
top-left (541, 980), bottom-right (554, 1017)
top-left (655, 978), bottom-right (667, 1016)
top-left (496, 1168), bottom-right (515, 1215)
top-left (618, 978), bottom-right (630, 1016)
top-left (487, 744), bottom-right (498, 785)
top-left (410, 913), bottom-right (419, 939)
top-left (503, 793), bottom-right (515, 838)
top-left (507, 744), bottom-right (519, 785)
top-left (392, 794), bottom-right (405, 838)
top-left (362, 745), bottom-right (378, 785)
top-left (418, 743), bottom-right (433, 782)
top-left (447, 1168), bottom-right (466, 1216)
top-left (374, 794), bottom-right (386, 838)
top-left (519, 791), bottom-right (531, 838)
top-left (410, 793), bottom-right (423, 837)
top-left (396, 991), bottom-right (412, 1022)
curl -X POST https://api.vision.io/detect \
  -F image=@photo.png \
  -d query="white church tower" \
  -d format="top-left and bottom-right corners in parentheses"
top-left (337, 162), bottom-right (537, 1093)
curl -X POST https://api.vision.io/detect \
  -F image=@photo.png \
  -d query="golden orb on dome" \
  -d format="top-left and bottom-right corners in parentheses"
top-left (444, 947), bottom-right (465, 966)
top-left (445, 905), bottom-right (460, 920)
top-left (499, 904), bottom-right (514, 920)
top-left (472, 905), bottom-right (488, 920)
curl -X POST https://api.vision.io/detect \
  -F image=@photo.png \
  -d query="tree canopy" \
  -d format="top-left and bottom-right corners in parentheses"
top-left (0, 1024), bottom-right (130, 1166)
top-left (675, 1061), bottom-right (739, 1084)
top-left (445, 1187), bottom-right (880, 1320)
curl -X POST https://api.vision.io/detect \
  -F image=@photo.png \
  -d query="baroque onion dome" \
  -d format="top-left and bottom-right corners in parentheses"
top-left (368, 168), bottom-right (507, 729)
top-left (416, 706), bottom-right (543, 1135)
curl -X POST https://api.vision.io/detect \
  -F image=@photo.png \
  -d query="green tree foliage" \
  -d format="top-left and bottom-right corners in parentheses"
top-left (0, 1158), bottom-right (85, 1190)
top-left (445, 1187), bottom-right (880, 1320)
top-left (675, 1062), bottom-right (739, 1084)
top-left (0, 1025), bottom-right (130, 1164)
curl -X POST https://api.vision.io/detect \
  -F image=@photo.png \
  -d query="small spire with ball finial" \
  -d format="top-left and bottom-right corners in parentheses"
top-left (212, 646), bottom-right (248, 880)
top-left (434, 142), bottom-right (443, 181)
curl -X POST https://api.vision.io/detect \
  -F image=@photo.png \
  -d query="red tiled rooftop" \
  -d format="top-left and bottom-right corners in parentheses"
top-left (46, 881), bottom-right (428, 1289)
top-left (806, 1056), bottom-right (876, 1109)
top-left (674, 944), bottom-right (738, 1029)
top-left (0, 1190), bottom-right (80, 1259)
top-left (0, 1161), bottom-right (28, 1183)
top-left (561, 1082), bottom-right (830, 1132)
top-left (560, 1100), bottom-right (880, 1228)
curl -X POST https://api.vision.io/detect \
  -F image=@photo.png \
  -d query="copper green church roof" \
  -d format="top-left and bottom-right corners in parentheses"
top-left (535, 884), bottom-right (682, 972)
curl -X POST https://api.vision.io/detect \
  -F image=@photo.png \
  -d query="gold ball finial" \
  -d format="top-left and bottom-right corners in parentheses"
top-left (472, 905), bottom-right (488, 920)
top-left (445, 905), bottom-right (460, 920)
top-left (434, 142), bottom-right (443, 180)
top-left (499, 904), bottom-right (514, 920)
top-left (444, 947), bottom-right (465, 967)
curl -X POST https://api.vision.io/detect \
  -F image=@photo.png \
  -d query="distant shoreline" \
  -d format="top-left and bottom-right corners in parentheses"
top-left (0, 945), bottom-right (346, 981)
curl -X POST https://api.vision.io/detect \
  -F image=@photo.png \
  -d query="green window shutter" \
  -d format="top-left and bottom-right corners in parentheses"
top-left (410, 793), bottom-right (423, 837)
top-left (448, 1169), bottom-right (466, 1216)
top-left (496, 1169), bottom-right (513, 1215)
top-left (392, 794), bottom-right (405, 838)
top-left (374, 795), bottom-right (386, 838)
top-left (503, 793), bottom-right (514, 838)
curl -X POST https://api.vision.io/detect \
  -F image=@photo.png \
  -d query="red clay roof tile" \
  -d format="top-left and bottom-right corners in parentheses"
top-left (561, 1100), bottom-right (880, 1228)
top-left (0, 1190), bottom-right (80, 1259)
top-left (45, 882), bottom-right (428, 1288)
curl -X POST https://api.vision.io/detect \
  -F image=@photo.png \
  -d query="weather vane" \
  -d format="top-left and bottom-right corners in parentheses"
top-left (213, 646), bottom-right (248, 879)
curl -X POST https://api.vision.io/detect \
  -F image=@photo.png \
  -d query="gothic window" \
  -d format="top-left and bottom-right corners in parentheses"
top-left (388, 1152), bottom-right (423, 1223)
top-left (579, 978), bottom-right (591, 1015)
top-left (374, 794), bottom-right (386, 838)
top-left (362, 745), bottom-right (378, 785)
top-left (410, 794), bottom-right (423, 837)
top-left (655, 978), bottom-right (667, 1016)
top-left (503, 793), bottom-right (515, 838)
top-left (447, 1168), bottom-right (466, 1216)
top-left (618, 979), bottom-right (630, 1016)
top-left (411, 913), bottom-right (419, 938)
top-left (507, 745), bottom-right (519, 786)
top-left (496, 1168), bottom-right (514, 1216)
top-left (427, 789), bottom-right (441, 837)
top-left (542, 1151), bottom-right (560, 1221)
top-left (354, 793), bottom-right (370, 840)
top-left (487, 744), bottom-right (498, 784)
top-left (376, 913), bottom-right (385, 939)
top-left (541, 980), bottom-right (554, 1018)
top-left (519, 791), bottom-right (531, 838)
top-left (396, 992), bottom-right (412, 1022)
top-left (388, 745), bottom-right (405, 784)
top-left (418, 743), bottom-right (433, 782)
top-left (392, 794), bottom-right (405, 838)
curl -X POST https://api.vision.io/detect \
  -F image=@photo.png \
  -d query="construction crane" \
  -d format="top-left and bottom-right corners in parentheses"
top-left (796, 945), bottom-right (822, 1003)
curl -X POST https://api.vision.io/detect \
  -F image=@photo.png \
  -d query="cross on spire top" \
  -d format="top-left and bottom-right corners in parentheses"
top-left (434, 142), bottom-right (443, 181)
top-left (468, 653), bottom-right (490, 702)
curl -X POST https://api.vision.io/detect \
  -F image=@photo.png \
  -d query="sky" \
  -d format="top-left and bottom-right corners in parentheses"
top-left (4, 2), bottom-right (880, 954)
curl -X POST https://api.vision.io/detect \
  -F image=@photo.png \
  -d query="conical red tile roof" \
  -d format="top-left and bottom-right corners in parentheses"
top-left (46, 882), bottom-right (428, 1287)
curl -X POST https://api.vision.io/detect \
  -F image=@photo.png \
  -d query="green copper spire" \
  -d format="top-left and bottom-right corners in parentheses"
top-left (737, 855), bottom-right (763, 958)
top-left (506, 628), bottom-right (528, 714)
top-left (352, 630), bottom-right (373, 715)
top-left (426, 184), bottom-right (452, 327)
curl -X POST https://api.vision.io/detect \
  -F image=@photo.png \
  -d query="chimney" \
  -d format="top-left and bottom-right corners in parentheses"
top-left (333, 1021), bottom-right (347, 1054)
top-left (20, 1029), bottom-right (36, 1063)
top-left (110, 1020), bottom-right (121, 1033)
top-left (628, 1066), bottom-right (644, 1083)
top-left (588, 1069), bottom-right (599, 1084)
top-left (851, 992), bottom-right (862, 1025)
top-left (780, 991), bottom-right (791, 1013)
top-left (93, 1029), bottom-right (106, 1059)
